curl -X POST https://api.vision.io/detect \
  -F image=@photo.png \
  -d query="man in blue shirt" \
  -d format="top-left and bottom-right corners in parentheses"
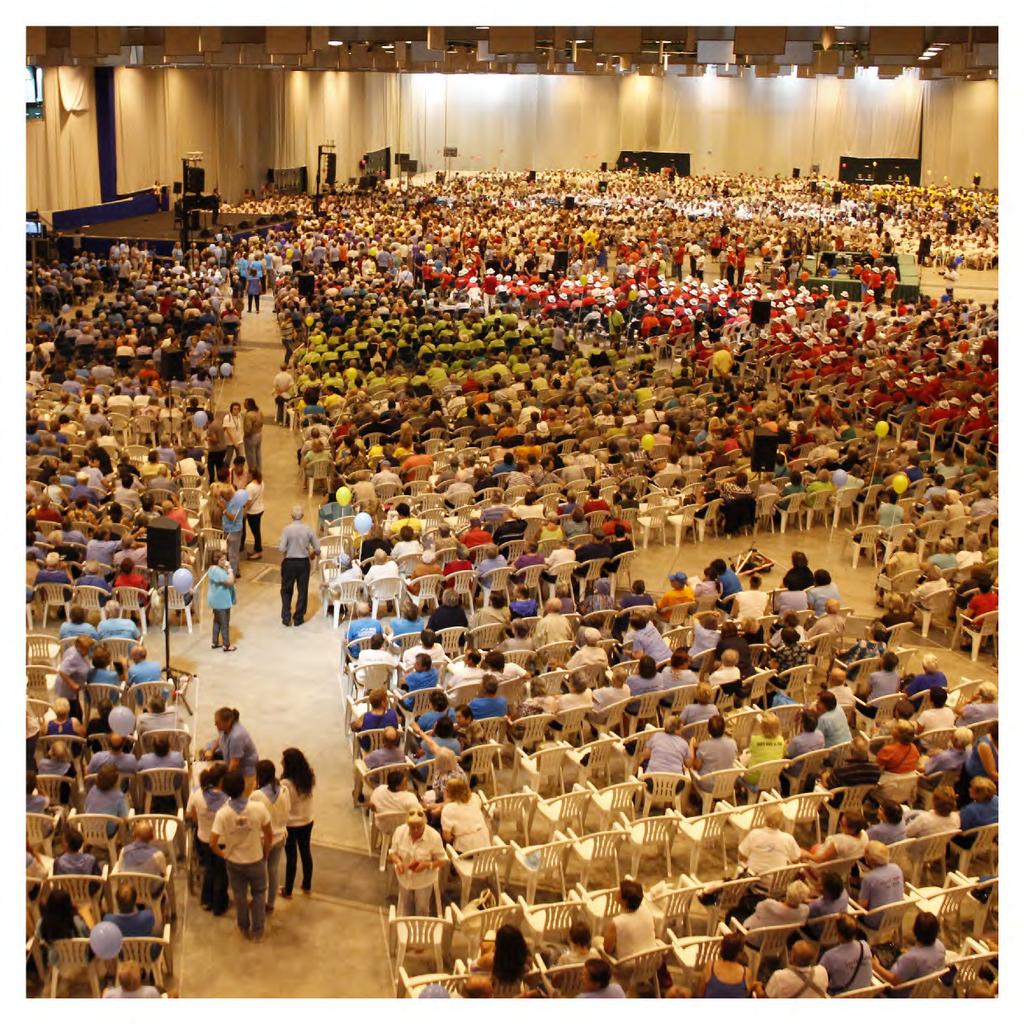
top-left (467, 676), bottom-right (508, 720)
top-left (103, 881), bottom-right (157, 937)
top-left (346, 601), bottom-right (384, 645)
top-left (221, 487), bottom-right (249, 577)
top-left (127, 645), bottom-right (164, 686)
top-left (97, 600), bottom-right (142, 642)
top-left (814, 691), bottom-right (852, 748)
top-left (857, 842), bottom-right (905, 928)
top-left (58, 606), bottom-right (99, 641)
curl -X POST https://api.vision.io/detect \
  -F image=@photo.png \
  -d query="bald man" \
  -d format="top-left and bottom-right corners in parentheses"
top-left (116, 822), bottom-right (167, 877)
top-left (805, 599), bottom-right (847, 640)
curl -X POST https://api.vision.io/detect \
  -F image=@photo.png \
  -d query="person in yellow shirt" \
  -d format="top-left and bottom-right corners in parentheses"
top-left (711, 343), bottom-right (734, 379)
top-left (656, 571), bottom-right (695, 621)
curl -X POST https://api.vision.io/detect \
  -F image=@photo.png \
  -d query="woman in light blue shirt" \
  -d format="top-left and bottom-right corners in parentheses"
top-left (207, 554), bottom-right (237, 652)
top-left (806, 569), bottom-right (842, 615)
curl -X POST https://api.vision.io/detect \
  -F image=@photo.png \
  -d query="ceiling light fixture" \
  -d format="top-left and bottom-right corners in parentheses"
top-left (327, 40), bottom-right (343, 47)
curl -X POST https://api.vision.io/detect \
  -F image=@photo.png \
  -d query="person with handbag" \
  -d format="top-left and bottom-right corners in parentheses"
top-left (208, 553), bottom-right (238, 652)
top-left (820, 914), bottom-right (874, 994)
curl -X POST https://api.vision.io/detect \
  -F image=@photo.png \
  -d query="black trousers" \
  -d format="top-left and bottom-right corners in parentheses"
top-left (280, 557), bottom-right (311, 624)
top-left (197, 837), bottom-right (229, 913)
top-left (207, 449), bottom-right (226, 483)
top-left (243, 512), bottom-right (263, 553)
top-left (284, 821), bottom-right (314, 894)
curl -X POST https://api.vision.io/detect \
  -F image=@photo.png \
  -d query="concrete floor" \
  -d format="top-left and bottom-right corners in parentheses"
top-left (35, 264), bottom-right (998, 996)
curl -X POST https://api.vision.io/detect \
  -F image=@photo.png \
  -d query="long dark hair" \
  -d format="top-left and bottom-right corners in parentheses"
top-left (281, 747), bottom-right (315, 796)
top-left (491, 924), bottom-right (529, 984)
top-left (40, 889), bottom-right (78, 943)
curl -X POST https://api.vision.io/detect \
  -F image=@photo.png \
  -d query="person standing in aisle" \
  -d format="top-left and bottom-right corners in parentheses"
top-left (205, 418), bottom-right (228, 484)
top-left (221, 485), bottom-right (249, 579)
top-left (209, 770), bottom-right (273, 942)
top-left (278, 506), bottom-right (320, 626)
top-left (223, 401), bottom-right (244, 463)
top-left (207, 553), bottom-right (237, 652)
top-left (242, 398), bottom-right (264, 474)
top-left (250, 759), bottom-right (291, 916)
top-left (245, 265), bottom-right (262, 313)
top-left (280, 747), bottom-right (316, 898)
top-left (243, 469), bottom-right (265, 561)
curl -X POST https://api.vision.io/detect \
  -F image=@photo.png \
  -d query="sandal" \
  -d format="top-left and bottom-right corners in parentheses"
top-left (223, 645), bottom-right (238, 653)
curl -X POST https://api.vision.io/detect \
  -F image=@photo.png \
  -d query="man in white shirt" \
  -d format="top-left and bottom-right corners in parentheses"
top-left (765, 941), bottom-right (828, 998)
top-left (389, 809), bottom-right (446, 916)
top-left (370, 771), bottom-right (421, 816)
top-left (737, 806), bottom-right (801, 875)
top-left (209, 771), bottom-right (273, 942)
top-left (363, 548), bottom-right (400, 587)
top-left (732, 575), bottom-right (769, 620)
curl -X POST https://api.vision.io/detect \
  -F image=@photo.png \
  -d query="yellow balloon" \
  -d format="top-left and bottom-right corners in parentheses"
top-left (305, 315), bottom-right (315, 327)
top-left (874, 420), bottom-right (890, 438)
top-left (641, 433), bottom-right (656, 451)
top-left (336, 486), bottom-right (352, 506)
top-left (425, 243), bottom-right (433, 253)
top-left (891, 473), bottom-right (909, 495)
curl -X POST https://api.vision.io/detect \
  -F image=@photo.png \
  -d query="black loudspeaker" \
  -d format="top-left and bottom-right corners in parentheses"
top-left (325, 152), bottom-right (337, 184)
top-left (751, 299), bottom-right (771, 326)
top-left (553, 250), bottom-right (569, 274)
top-left (298, 273), bottom-right (315, 299)
top-left (189, 210), bottom-right (201, 230)
top-left (792, 167), bottom-right (801, 178)
top-left (147, 516), bottom-right (182, 572)
top-left (563, 196), bottom-right (575, 210)
top-left (832, 189), bottom-right (842, 205)
top-left (435, 171), bottom-right (445, 185)
top-left (947, 219), bottom-right (958, 236)
top-left (358, 175), bottom-right (377, 190)
top-left (751, 430), bottom-right (779, 472)
top-left (972, 175), bottom-right (981, 189)
top-left (598, 181), bottom-right (608, 194)
top-left (527, 170), bottom-right (536, 182)
top-left (600, 161), bottom-right (608, 172)
top-left (185, 166), bottom-right (205, 193)
top-left (172, 181), bottom-right (182, 195)
top-left (159, 346), bottom-right (184, 382)
top-left (255, 217), bottom-right (268, 226)
top-left (266, 167), bottom-right (275, 183)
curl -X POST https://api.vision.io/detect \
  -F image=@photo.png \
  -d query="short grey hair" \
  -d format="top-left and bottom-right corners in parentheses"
top-left (291, 505), bottom-right (304, 520)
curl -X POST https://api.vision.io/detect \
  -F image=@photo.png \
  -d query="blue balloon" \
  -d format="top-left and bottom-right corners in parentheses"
top-left (109, 705), bottom-right (135, 735)
top-left (172, 567), bottom-right (195, 595)
top-left (193, 410), bottom-right (209, 429)
top-left (832, 469), bottom-right (849, 488)
top-left (220, 362), bottom-right (233, 378)
top-left (354, 512), bottom-right (373, 535)
top-left (89, 921), bottom-right (123, 959)
top-left (828, 268), bottom-right (838, 277)
top-left (209, 365), bottom-right (219, 378)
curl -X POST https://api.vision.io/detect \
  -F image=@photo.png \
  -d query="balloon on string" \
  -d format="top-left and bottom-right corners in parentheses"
top-left (336, 486), bottom-right (352, 506)
top-left (89, 922), bottom-right (123, 959)
top-left (800, 271), bottom-right (809, 281)
top-left (828, 268), bottom-right (838, 277)
top-left (209, 365), bottom-right (219, 378)
top-left (305, 315), bottom-right (315, 327)
top-left (641, 434), bottom-right (656, 451)
top-left (109, 705), bottom-right (135, 735)
top-left (874, 420), bottom-right (890, 438)
top-left (354, 512), bottom-right (373, 535)
top-left (220, 363), bottom-right (233, 378)
top-left (193, 411), bottom-right (208, 429)
top-left (832, 469), bottom-right (849, 488)
top-left (171, 567), bottom-right (194, 595)
top-left (891, 473), bottom-right (910, 495)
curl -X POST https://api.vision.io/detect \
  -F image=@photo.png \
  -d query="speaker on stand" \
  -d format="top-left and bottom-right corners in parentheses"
top-left (563, 196), bottom-right (576, 210)
top-left (751, 430), bottom-right (780, 472)
top-left (146, 516), bottom-right (191, 703)
top-left (298, 272), bottom-right (315, 300)
top-left (751, 299), bottom-right (771, 326)
top-left (553, 250), bottom-right (569, 275)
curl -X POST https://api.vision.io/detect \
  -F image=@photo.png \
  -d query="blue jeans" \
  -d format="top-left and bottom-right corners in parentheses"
top-left (227, 858), bottom-right (268, 936)
top-left (212, 608), bottom-right (231, 647)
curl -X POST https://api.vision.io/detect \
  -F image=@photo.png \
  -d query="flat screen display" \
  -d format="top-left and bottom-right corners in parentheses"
top-left (27, 66), bottom-right (43, 120)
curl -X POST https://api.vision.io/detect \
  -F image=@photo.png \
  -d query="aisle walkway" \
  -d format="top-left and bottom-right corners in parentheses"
top-left (175, 301), bottom-right (394, 997)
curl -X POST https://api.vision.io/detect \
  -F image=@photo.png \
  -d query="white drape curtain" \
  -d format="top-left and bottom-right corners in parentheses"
top-left (921, 79), bottom-right (998, 188)
top-left (104, 67), bottom-right (997, 202)
top-left (26, 67), bottom-right (100, 213)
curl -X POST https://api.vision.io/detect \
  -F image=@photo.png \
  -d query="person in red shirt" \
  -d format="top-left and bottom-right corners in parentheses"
top-left (113, 556), bottom-right (149, 595)
top-left (966, 578), bottom-right (997, 625)
top-left (441, 548), bottom-right (474, 589)
top-left (34, 497), bottom-right (62, 524)
top-left (459, 519), bottom-right (493, 550)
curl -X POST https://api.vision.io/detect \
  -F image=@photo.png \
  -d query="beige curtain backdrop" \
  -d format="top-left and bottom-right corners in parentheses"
top-left (921, 79), bottom-right (998, 188)
top-left (26, 68), bottom-right (100, 213)
top-left (30, 67), bottom-right (996, 211)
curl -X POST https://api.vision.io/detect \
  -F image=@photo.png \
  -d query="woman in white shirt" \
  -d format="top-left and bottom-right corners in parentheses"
top-left (222, 402), bottom-right (244, 461)
top-left (280, 747), bottom-right (316, 897)
top-left (439, 777), bottom-right (490, 853)
top-left (250, 759), bottom-right (292, 914)
top-left (243, 469), bottom-right (265, 560)
top-left (603, 879), bottom-right (657, 963)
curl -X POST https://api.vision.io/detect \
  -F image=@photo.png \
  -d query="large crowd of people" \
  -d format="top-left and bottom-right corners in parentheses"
top-left (26, 167), bottom-right (997, 998)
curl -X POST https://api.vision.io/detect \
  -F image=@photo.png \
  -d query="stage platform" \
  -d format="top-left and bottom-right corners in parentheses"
top-left (66, 211), bottom-right (294, 258)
